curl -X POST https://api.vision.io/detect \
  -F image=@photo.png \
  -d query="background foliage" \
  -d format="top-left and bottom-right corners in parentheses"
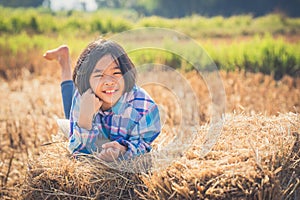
top-left (0, 6), bottom-right (299, 80)
top-left (1, 0), bottom-right (300, 17)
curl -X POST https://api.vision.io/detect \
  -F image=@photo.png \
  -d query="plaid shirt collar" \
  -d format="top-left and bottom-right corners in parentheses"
top-left (98, 85), bottom-right (136, 116)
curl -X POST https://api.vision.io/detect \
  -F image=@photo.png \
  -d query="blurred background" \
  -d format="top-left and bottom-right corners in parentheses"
top-left (1, 0), bottom-right (300, 17)
top-left (0, 0), bottom-right (299, 80)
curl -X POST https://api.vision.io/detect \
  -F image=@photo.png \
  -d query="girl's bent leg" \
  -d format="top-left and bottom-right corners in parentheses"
top-left (43, 45), bottom-right (72, 82)
top-left (61, 80), bottom-right (74, 119)
top-left (44, 45), bottom-right (73, 118)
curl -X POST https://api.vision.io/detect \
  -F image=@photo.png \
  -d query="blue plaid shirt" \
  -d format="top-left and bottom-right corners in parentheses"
top-left (68, 85), bottom-right (161, 159)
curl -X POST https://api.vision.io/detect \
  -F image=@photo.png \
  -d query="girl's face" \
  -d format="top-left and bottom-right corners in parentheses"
top-left (89, 54), bottom-right (125, 111)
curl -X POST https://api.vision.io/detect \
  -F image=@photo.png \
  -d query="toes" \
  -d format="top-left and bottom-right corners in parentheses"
top-left (43, 45), bottom-right (69, 61)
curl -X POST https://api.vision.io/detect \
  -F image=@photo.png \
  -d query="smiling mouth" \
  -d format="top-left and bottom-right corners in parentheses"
top-left (103, 89), bottom-right (118, 94)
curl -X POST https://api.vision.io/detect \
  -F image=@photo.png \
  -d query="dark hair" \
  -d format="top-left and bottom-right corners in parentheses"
top-left (73, 39), bottom-right (136, 95)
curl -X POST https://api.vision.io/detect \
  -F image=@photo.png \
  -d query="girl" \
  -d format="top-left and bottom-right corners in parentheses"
top-left (44, 39), bottom-right (161, 162)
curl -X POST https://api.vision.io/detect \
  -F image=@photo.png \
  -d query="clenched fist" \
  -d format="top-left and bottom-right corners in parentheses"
top-left (97, 141), bottom-right (127, 162)
top-left (78, 88), bottom-right (103, 130)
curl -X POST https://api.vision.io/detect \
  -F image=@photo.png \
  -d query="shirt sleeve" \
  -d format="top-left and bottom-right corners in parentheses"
top-left (68, 90), bottom-right (100, 154)
top-left (116, 104), bottom-right (161, 159)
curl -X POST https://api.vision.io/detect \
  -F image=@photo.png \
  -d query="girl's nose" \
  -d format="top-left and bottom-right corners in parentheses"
top-left (104, 81), bottom-right (114, 86)
top-left (103, 75), bottom-right (116, 85)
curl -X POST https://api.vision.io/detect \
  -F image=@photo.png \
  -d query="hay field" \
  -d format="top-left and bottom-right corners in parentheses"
top-left (0, 56), bottom-right (300, 199)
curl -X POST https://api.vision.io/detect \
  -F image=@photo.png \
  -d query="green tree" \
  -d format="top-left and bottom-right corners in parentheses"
top-left (0, 0), bottom-right (44, 7)
top-left (136, 0), bottom-right (300, 18)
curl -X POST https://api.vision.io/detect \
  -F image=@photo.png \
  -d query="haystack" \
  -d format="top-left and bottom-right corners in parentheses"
top-left (21, 112), bottom-right (300, 199)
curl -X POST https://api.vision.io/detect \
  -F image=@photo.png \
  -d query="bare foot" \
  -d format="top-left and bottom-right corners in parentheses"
top-left (43, 45), bottom-right (72, 81)
top-left (43, 45), bottom-right (69, 61)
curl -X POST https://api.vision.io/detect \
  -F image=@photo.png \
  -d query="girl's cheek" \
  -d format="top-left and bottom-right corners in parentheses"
top-left (91, 78), bottom-right (101, 88)
top-left (95, 81), bottom-right (103, 92)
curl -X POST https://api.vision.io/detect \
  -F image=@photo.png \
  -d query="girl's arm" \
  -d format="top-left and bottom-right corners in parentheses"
top-left (77, 89), bottom-right (102, 130)
top-left (68, 90), bottom-right (102, 154)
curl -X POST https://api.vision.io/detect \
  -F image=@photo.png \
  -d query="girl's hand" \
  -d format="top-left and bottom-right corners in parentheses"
top-left (97, 141), bottom-right (127, 162)
top-left (78, 88), bottom-right (103, 130)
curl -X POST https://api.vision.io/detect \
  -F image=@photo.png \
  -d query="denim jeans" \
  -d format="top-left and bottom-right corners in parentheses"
top-left (61, 80), bottom-right (74, 119)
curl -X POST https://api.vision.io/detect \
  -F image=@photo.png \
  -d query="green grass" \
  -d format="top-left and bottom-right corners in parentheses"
top-left (0, 7), bottom-right (300, 80)
top-left (1, 32), bottom-right (299, 80)
top-left (205, 34), bottom-right (300, 78)
top-left (1, 6), bottom-right (300, 37)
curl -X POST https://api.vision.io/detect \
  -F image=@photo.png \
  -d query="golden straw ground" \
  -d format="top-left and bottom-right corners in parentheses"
top-left (1, 69), bottom-right (299, 199)
top-left (21, 112), bottom-right (299, 199)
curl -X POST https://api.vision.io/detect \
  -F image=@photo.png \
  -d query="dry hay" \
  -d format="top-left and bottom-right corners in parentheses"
top-left (22, 144), bottom-right (144, 199)
top-left (1, 69), bottom-right (300, 199)
top-left (21, 112), bottom-right (300, 199)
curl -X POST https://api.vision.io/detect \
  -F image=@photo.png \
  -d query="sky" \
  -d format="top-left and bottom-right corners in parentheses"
top-left (46, 0), bottom-right (98, 11)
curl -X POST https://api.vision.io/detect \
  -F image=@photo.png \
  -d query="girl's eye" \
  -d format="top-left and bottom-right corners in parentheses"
top-left (94, 74), bottom-right (103, 78)
top-left (113, 71), bottom-right (122, 76)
